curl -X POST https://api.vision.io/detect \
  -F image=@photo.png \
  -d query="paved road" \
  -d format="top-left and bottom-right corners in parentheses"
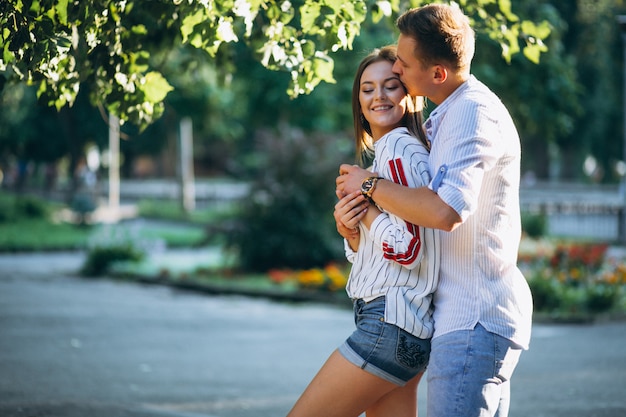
top-left (1, 252), bottom-right (625, 417)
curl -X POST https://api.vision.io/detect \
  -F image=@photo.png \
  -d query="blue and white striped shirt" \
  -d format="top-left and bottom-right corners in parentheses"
top-left (345, 127), bottom-right (440, 339)
top-left (425, 75), bottom-right (533, 349)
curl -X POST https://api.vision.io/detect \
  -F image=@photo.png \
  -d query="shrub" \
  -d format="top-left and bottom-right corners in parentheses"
top-left (15, 195), bottom-right (49, 219)
top-left (81, 224), bottom-right (161, 276)
top-left (521, 240), bottom-right (625, 316)
top-left (585, 284), bottom-right (620, 313)
top-left (81, 245), bottom-right (144, 276)
top-left (528, 273), bottom-right (562, 311)
top-left (522, 212), bottom-right (546, 238)
top-left (227, 125), bottom-right (353, 272)
top-left (0, 192), bottom-right (49, 223)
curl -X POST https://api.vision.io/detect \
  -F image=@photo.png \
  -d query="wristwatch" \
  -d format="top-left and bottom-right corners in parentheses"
top-left (361, 176), bottom-right (384, 203)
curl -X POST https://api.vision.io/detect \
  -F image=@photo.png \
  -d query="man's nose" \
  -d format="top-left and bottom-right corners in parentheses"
top-left (392, 60), bottom-right (401, 75)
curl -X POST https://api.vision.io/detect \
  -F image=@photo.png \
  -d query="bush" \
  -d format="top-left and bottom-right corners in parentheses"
top-left (528, 274), bottom-right (562, 311)
top-left (81, 224), bottom-right (160, 276)
top-left (15, 195), bottom-right (49, 219)
top-left (81, 245), bottom-right (144, 276)
top-left (227, 125), bottom-right (353, 272)
top-left (585, 284), bottom-right (621, 313)
top-left (521, 241), bottom-right (625, 317)
top-left (522, 212), bottom-right (547, 238)
top-left (0, 192), bottom-right (49, 223)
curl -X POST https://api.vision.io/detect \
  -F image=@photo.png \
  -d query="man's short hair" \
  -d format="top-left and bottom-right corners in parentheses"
top-left (397, 3), bottom-right (475, 71)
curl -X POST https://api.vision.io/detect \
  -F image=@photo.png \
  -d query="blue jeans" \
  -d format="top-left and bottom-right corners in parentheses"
top-left (427, 323), bottom-right (522, 417)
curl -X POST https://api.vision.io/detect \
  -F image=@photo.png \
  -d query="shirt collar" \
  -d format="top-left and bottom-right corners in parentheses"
top-left (424, 75), bottom-right (476, 142)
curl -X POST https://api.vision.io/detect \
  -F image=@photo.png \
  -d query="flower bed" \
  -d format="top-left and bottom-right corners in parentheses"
top-left (519, 239), bottom-right (626, 321)
top-left (268, 263), bottom-right (349, 293)
top-left (268, 239), bottom-right (626, 321)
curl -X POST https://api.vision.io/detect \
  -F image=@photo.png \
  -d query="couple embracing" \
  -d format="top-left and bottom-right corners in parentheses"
top-left (288, 4), bottom-right (532, 417)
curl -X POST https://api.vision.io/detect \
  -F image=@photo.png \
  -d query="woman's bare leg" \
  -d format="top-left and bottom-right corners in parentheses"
top-left (287, 349), bottom-right (399, 417)
top-left (366, 372), bottom-right (423, 417)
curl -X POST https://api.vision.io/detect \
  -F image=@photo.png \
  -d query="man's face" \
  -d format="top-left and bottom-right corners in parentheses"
top-left (392, 34), bottom-right (431, 98)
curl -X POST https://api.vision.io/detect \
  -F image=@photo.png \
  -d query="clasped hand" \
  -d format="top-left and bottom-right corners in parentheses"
top-left (334, 164), bottom-right (376, 241)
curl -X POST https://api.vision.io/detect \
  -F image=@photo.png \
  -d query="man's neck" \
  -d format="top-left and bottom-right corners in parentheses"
top-left (430, 72), bottom-right (470, 105)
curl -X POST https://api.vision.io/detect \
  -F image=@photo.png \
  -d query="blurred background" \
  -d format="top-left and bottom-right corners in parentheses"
top-left (0, 0), bottom-right (625, 310)
top-left (2, 2), bottom-right (626, 416)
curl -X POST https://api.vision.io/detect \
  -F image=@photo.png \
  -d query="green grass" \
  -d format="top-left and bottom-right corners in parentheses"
top-left (0, 218), bottom-right (208, 252)
top-left (125, 221), bottom-right (207, 248)
top-left (0, 191), bottom-right (214, 252)
top-left (0, 218), bottom-right (91, 251)
top-left (137, 199), bottom-right (237, 224)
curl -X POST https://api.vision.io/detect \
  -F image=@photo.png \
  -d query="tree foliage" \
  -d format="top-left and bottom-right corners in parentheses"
top-left (227, 124), bottom-right (353, 271)
top-left (471, 0), bottom-right (582, 180)
top-left (1, 0), bottom-right (551, 131)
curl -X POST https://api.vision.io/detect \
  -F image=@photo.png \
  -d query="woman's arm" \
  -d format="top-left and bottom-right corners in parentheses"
top-left (337, 164), bottom-right (461, 231)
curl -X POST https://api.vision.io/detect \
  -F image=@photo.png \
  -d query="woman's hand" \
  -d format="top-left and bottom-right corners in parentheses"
top-left (334, 190), bottom-right (368, 249)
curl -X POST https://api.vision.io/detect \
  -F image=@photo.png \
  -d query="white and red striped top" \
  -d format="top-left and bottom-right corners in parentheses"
top-left (345, 126), bottom-right (440, 339)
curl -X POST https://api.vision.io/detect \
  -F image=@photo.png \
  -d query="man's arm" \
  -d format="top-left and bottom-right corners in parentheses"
top-left (337, 164), bottom-right (462, 231)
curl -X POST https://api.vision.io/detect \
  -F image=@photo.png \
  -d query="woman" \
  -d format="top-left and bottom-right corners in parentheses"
top-left (286, 46), bottom-right (440, 417)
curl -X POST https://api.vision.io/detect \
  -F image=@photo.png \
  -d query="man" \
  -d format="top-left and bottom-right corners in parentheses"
top-left (336, 4), bottom-right (533, 417)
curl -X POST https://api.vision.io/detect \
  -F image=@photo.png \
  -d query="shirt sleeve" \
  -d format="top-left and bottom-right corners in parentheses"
top-left (433, 99), bottom-right (502, 221)
top-left (368, 213), bottom-right (423, 270)
top-left (369, 132), bottom-right (431, 270)
top-left (343, 238), bottom-right (356, 264)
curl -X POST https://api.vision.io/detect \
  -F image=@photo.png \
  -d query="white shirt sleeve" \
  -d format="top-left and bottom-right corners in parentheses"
top-left (369, 129), bottom-right (431, 270)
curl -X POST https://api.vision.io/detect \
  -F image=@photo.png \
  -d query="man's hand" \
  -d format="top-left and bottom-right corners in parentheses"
top-left (336, 164), bottom-right (373, 196)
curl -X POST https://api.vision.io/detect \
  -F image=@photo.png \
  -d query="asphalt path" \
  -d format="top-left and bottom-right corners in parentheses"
top-left (1, 252), bottom-right (625, 417)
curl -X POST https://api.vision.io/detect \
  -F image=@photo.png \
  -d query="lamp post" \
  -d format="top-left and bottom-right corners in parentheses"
top-left (618, 16), bottom-right (626, 244)
top-left (108, 113), bottom-right (120, 211)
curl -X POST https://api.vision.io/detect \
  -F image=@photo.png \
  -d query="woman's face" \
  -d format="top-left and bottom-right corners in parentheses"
top-left (359, 60), bottom-right (408, 141)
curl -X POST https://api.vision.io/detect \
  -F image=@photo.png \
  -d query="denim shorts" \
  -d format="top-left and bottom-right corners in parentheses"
top-left (338, 297), bottom-right (431, 386)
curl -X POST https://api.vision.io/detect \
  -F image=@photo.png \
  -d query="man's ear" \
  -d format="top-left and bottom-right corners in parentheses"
top-left (433, 65), bottom-right (448, 84)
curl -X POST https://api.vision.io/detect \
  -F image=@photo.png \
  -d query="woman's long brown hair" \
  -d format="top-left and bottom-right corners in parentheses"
top-left (351, 45), bottom-right (429, 166)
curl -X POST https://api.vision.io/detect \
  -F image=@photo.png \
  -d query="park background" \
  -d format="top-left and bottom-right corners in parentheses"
top-left (1, 0), bottom-right (626, 345)
top-left (1, 1), bottom-right (626, 416)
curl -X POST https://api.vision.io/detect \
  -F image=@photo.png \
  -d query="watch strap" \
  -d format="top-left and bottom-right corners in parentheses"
top-left (361, 176), bottom-right (384, 202)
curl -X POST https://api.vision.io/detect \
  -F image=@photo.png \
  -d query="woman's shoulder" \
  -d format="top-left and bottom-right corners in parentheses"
top-left (378, 127), bottom-right (428, 152)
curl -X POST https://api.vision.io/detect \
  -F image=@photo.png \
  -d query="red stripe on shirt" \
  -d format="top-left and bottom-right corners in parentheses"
top-left (383, 158), bottom-right (421, 265)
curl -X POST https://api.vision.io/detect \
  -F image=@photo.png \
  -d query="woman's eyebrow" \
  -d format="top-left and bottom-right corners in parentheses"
top-left (361, 76), bottom-right (400, 86)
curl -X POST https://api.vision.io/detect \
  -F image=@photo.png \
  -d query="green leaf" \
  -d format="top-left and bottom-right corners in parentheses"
top-left (300, 2), bottom-right (321, 33)
top-left (181, 9), bottom-right (204, 44)
top-left (521, 20), bottom-right (551, 40)
top-left (54, 0), bottom-right (69, 25)
top-left (54, 35), bottom-right (71, 49)
top-left (497, 0), bottom-right (518, 22)
top-left (131, 24), bottom-right (147, 35)
top-left (522, 44), bottom-right (541, 64)
top-left (312, 55), bottom-right (335, 84)
top-left (141, 71), bottom-right (173, 102)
